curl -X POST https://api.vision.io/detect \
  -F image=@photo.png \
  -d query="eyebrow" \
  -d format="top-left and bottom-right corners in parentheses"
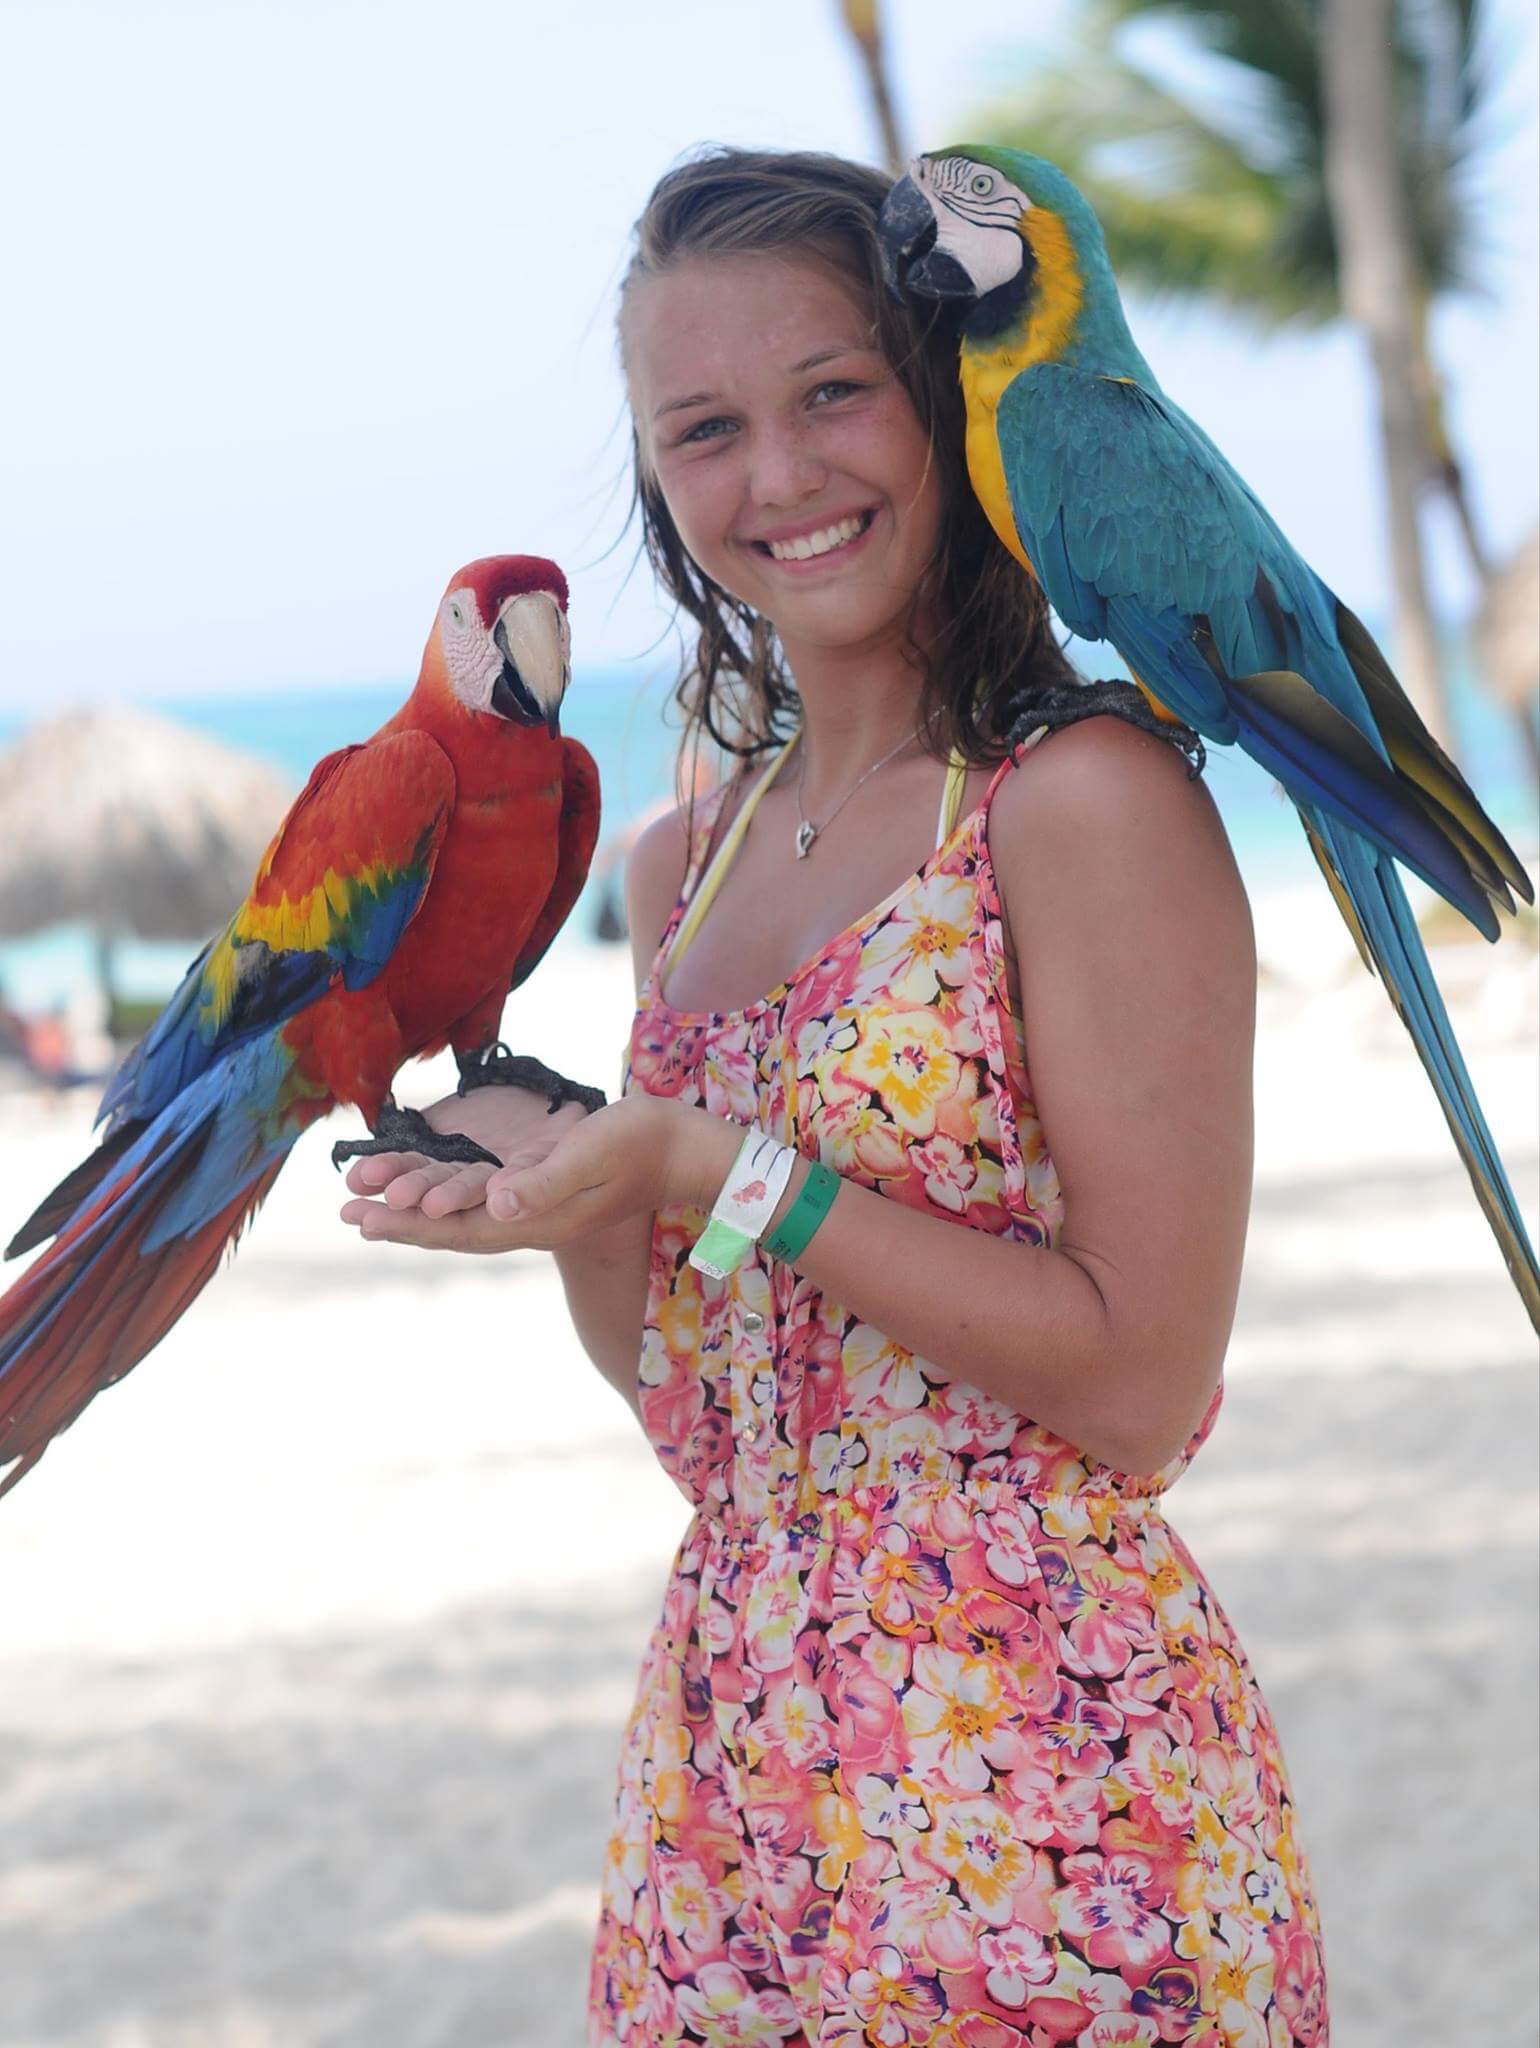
top-left (651, 344), bottom-right (883, 422)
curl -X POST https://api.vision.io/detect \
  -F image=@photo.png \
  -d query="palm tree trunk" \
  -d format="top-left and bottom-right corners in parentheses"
top-left (837, 0), bottom-right (907, 174)
top-left (1321, 0), bottom-right (1452, 741)
top-left (1410, 296), bottom-right (1491, 585)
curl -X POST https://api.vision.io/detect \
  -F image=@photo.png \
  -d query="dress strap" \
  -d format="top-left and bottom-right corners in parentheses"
top-left (659, 735), bottom-right (800, 982)
top-left (935, 745), bottom-right (970, 849)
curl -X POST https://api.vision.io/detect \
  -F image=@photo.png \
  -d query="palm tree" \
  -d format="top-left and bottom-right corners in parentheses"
top-left (837, 0), bottom-right (909, 173)
top-left (972, 0), bottom-right (1501, 733)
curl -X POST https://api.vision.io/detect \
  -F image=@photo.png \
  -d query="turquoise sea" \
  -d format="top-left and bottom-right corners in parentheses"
top-left (0, 653), bottom-right (1533, 1010)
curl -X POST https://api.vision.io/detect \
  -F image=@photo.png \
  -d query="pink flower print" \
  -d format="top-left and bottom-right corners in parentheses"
top-left (858, 1523), bottom-right (951, 1636)
top-left (844, 1941), bottom-right (947, 2045)
top-left (936, 1591), bottom-right (1055, 1706)
top-left (749, 1804), bottom-right (819, 1918)
top-left (901, 1646), bottom-right (1019, 1792)
top-left (1048, 1556), bottom-right (1151, 1680)
top-left (781, 929), bottom-right (866, 1047)
top-left (868, 1410), bottom-right (951, 1488)
top-left (1173, 1798), bottom-right (1255, 1920)
top-left (977, 1926), bottom-right (1056, 2007)
top-left (836, 1657), bottom-right (905, 1774)
top-left (1208, 1912), bottom-right (1278, 2048)
top-left (1009, 1763), bottom-right (1107, 1850)
top-left (812, 1429), bottom-right (871, 1494)
top-left (910, 1793), bottom-right (1051, 1928)
top-left (911, 1130), bottom-right (978, 1213)
top-left (1084, 2019), bottom-right (1160, 2048)
top-left (855, 1770), bottom-right (932, 1842)
top-left (1055, 1851), bottom-right (1174, 1972)
top-left (673, 1960), bottom-right (805, 2046)
top-left (656, 1856), bottom-right (733, 1959)
top-left (1113, 1727), bottom-right (1196, 1831)
top-left (871, 1875), bottom-right (978, 1972)
top-left (757, 1677), bottom-right (831, 1770)
top-left (813, 1085), bottom-right (911, 1183)
top-left (1038, 1679), bottom-right (1125, 1778)
top-left (811, 1782), bottom-right (867, 1891)
top-left (861, 872), bottom-right (974, 1004)
top-left (1268, 1920), bottom-right (1327, 2045)
top-left (1127, 1962), bottom-right (1205, 2043)
top-left (971, 1503), bottom-right (1048, 1590)
top-left (843, 1007), bottom-right (962, 1138)
top-left (844, 1322), bottom-right (928, 1413)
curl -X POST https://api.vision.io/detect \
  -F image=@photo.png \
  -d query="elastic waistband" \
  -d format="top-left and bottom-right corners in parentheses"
top-left (691, 1472), bottom-right (1168, 1545)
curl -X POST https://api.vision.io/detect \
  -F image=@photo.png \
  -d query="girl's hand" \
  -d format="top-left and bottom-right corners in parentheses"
top-left (339, 1094), bottom-right (738, 1255)
top-left (338, 1085), bottom-right (590, 1244)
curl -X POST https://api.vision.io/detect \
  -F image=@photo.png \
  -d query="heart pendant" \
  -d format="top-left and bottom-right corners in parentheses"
top-left (795, 821), bottom-right (816, 860)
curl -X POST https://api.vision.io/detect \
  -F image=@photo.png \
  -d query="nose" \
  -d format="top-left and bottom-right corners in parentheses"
top-left (744, 416), bottom-right (827, 510)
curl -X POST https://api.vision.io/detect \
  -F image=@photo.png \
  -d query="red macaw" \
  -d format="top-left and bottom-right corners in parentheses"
top-left (0, 555), bottom-right (601, 1495)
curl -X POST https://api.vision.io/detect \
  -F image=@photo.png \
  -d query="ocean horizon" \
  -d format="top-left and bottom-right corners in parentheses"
top-left (1, 653), bottom-right (1534, 1012)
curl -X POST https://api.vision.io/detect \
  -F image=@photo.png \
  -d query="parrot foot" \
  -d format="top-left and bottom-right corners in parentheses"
top-left (454, 1042), bottom-right (607, 1117)
top-left (330, 1099), bottom-right (503, 1173)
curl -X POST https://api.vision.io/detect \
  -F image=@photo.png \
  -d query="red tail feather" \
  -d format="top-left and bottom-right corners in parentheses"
top-left (0, 1146), bottom-right (286, 1497)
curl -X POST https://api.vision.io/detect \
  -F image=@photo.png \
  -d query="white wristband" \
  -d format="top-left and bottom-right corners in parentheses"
top-left (688, 1128), bottom-right (797, 1280)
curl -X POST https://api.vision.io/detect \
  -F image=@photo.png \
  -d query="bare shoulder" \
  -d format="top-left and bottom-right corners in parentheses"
top-left (987, 714), bottom-right (1253, 967)
top-left (623, 805), bottom-right (692, 974)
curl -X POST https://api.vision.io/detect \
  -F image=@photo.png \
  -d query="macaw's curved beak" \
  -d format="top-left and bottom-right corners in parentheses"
top-left (491, 592), bottom-right (569, 738)
top-left (877, 173), bottom-right (978, 304)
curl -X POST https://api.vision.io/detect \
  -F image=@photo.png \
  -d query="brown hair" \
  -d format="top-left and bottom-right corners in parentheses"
top-left (617, 145), bottom-right (1080, 792)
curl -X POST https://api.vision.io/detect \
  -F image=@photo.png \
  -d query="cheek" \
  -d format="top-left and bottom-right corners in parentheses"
top-left (652, 454), bottom-right (741, 576)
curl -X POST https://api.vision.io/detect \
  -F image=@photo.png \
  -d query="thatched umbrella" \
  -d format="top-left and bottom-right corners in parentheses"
top-left (1476, 527), bottom-right (1540, 782)
top-left (0, 704), bottom-right (294, 1020)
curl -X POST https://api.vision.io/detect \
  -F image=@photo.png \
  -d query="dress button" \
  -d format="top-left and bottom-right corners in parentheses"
top-left (742, 1310), bottom-right (766, 1335)
top-left (742, 1424), bottom-right (760, 1445)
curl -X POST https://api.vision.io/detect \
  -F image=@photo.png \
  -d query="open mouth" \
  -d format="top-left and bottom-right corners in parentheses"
top-left (750, 508), bottom-right (877, 566)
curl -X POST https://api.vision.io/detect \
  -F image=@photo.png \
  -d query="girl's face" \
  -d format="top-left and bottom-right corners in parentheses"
top-left (626, 253), bottom-right (943, 663)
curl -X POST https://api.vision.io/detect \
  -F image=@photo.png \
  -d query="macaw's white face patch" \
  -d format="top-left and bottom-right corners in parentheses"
top-left (439, 586), bottom-right (503, 713)
top-left (918, 155), bottom-right (1032, 296)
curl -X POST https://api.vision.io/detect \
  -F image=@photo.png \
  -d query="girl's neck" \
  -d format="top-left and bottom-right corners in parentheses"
top-left (779, 630), bottom-right (930, 811)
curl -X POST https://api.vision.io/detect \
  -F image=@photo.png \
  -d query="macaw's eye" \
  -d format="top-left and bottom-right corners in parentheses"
top-left (449, 602), bottom-right (465, 627)
top-left (970, 173), bottom-right (993, 196)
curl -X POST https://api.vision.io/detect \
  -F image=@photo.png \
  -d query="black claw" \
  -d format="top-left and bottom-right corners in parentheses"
top-left (330, 1100), bottom-right (503, 1172)
top-left (453, 1043), bottom-right (607, 1116)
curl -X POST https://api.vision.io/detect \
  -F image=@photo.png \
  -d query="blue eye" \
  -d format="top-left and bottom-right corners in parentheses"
top-left (680, 415), bottom-right (734, 444)
top-left (812, 379), bottom-right (862, 404)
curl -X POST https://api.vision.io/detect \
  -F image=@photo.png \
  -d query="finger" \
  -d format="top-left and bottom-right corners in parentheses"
top-left (344, 1151), bottom-right (430, 1193)
top-left (338, 1199), bottom-right (477, 1251)
top-left (418, 1163), bottom-right (496, 1218)
top-left (486, 1122), bottom-right (603, 1220)
top-left (382, 1160), bottom-right (466, 1211)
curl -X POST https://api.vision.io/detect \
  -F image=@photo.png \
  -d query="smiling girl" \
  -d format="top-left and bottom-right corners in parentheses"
top-left (341, 150), bottom-right (1327, 2045)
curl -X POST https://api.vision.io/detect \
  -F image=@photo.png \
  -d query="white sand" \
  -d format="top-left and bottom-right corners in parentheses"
top-left (0, 937), bottom-right (1536, 2047)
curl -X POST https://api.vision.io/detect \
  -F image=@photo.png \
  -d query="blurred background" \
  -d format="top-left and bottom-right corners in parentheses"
top-left (0, 3), bottom-right (1535, 2044)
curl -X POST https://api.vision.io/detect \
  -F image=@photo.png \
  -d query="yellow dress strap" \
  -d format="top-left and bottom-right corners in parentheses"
top-left (935, 744), bottom-right (970, 848)
top-left (660, 734), bottom-right (800, 981)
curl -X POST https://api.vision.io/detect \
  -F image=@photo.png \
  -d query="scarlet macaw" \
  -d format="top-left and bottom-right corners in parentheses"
top-left (878, 147), bottom-right (1539, 1329)
top-left (0, 555), bottom-right (601, 1493)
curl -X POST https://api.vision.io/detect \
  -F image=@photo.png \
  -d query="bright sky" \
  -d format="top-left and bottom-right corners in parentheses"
top-left (1, 0), bottom-right (1535, 710)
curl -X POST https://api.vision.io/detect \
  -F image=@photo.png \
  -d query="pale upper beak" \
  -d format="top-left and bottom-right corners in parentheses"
top-left (490, 591), bottom-right (570, 738)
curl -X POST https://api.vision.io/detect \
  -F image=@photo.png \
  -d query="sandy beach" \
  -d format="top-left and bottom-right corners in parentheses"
top-left (0, 929), bottom-right (1536, 2048)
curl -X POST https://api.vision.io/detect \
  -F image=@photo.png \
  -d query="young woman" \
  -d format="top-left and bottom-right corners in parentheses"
top-left (340, 150), bottom-right (1328, 2047)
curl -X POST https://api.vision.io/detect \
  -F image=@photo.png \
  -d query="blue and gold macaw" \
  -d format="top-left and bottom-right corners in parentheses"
top-left (879, 146), bottom-right (1539, 1330)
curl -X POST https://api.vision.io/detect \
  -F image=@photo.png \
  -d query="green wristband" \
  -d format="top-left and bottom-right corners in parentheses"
top-left (762, 1160), bottom-right (840, 1264)
top-left (690, 1215), bottom-right (756, 1282)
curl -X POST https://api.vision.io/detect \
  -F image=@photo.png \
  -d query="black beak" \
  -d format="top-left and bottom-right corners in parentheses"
top-left (877, 173), bottom-right (979, 304)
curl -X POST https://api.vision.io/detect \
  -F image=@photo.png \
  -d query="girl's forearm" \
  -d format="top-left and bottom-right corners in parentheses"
top-left (552, 1212), bottom-right (654, 1418)
top-left (677, 1113), bottom-right (1216, 1476)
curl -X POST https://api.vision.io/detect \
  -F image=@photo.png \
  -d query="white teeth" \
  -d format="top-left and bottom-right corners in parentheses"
top-left (766, 513), bottom-right (868, 561)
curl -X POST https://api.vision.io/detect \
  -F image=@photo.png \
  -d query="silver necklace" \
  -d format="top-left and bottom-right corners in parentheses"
top-left (793, 724), bottom-right (920, 859)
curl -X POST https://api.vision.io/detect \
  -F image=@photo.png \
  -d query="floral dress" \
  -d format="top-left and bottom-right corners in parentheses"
top-left (589, 740), bottom-right (1327, 2047)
